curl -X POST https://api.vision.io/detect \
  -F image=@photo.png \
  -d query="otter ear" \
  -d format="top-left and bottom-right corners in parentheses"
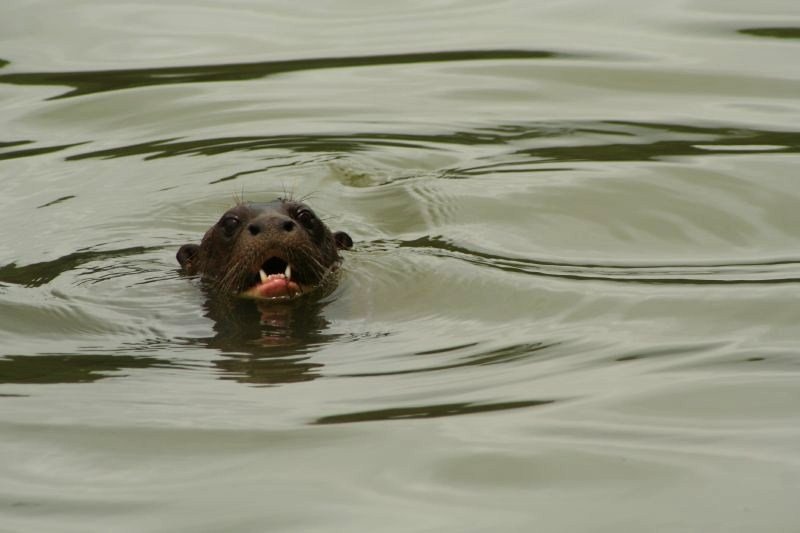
top-left (333, 231), bottom-right (353, 250)
top-left (177, 244), bottom-right (200, 271)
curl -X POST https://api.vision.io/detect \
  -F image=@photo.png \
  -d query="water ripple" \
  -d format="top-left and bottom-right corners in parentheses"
top-left (340, 341), bottom-right (561, 378)
top-left (397, 236), bottom-right (800, 285)
top-left (0, 246), bottom-right (161, 287)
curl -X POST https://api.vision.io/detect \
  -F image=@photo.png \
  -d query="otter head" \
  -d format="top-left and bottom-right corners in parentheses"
top-left (177, 199), bottom-right (352, 300)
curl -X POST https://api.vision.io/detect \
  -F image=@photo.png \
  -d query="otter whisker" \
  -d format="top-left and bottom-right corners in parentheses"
top-left (298, 191), bottom-right (319, 203)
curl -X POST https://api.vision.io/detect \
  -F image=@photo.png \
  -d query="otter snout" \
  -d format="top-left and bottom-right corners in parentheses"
top-left (247, 215), bottom-right (296, 237)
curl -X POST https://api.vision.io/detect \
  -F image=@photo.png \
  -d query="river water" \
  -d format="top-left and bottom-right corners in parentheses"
top-left (1, 1), bottom-right (799, 531)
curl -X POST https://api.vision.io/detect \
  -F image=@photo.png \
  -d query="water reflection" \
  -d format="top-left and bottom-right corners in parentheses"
top-left (191, 289), bottom-right (339, 385)
top-left (0, 354), bottom-right (169, 384)
top-left (738, 27), bottom-right (800, 39)
top-left (313, 399), bottom-right (555, 425)
top-left (36, 195), bottom-right (76, 209)
top-left (0, 140), bottom-right (87, 161)
top-left (511, 122), bottom-right (799, 162)
top-left (0, 49), bottom-right (566, 99)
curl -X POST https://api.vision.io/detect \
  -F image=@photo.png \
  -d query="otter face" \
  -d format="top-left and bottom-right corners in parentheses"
top-left (177, 200), bottom-right (352, 300)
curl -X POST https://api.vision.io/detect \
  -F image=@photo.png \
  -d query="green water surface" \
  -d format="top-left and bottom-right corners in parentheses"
top-left (1, 1), bottom-right (799, 531)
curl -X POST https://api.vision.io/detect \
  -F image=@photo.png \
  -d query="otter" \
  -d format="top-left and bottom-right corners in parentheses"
top-left (177, 199), bottom-right (352, 299)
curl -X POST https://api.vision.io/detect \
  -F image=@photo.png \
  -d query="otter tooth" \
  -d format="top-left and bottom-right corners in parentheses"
top-left (259, 269), bottom-right (268, 283)
top-left (285, 265), bottom-right (292, 280)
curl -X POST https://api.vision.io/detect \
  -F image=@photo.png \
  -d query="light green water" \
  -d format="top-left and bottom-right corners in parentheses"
top-left (1, 1), bottom-right (800, 531)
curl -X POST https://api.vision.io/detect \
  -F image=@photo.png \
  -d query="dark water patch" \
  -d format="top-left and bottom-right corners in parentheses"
top-left (36, 195), bottom-right (76, 209)
top-left (0, 140), bottom-right (31, 150)
top-left (0, 49), bottom-right (568, 100)
top-left (739, 27), bottom-right (800, 40)
top-left (0, 354), bottom-right (170, 384)
top-left (614, 343), bottom-right (722, 362)
top-left (521, 138), bottom-right (791, 162)
top-left (415, 342), bottom-right (480, 356)
top-left (67, 136), bottom-right (393, 161)
top-left (512, 121), bottom-right (800, 163)
top-left (313, 399), bottom-right (555, 425)
top-left (0, 141), bottom-right (87, 160)
top-left (396, 236), bottom-right (800, 285)
top-left (0, 246), bottom-right (159, 287)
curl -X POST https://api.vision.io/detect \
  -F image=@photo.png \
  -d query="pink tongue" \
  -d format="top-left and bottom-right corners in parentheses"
top-left (253, 277), bottom-right (292, 298)
top-left (244, 275), bottom-right (301, 299)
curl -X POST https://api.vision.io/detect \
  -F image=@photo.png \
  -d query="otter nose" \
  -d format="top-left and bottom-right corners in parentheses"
top-left (247, 216), bottom-right (296, 236)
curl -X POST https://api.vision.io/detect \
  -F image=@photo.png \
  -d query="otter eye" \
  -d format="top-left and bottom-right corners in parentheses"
top-left (219, 215), bottom-right (240, 236)
top-left (296, 209), bottom-right (315, 229)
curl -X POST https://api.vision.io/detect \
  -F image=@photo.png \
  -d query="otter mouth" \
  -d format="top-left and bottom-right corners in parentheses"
top-left (241, 255), bottom-right (303, 300)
